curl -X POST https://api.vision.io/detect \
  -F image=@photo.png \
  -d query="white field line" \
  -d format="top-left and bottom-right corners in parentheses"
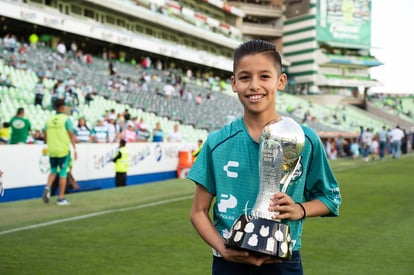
top-left (0, 195), bottom-right (193, 236)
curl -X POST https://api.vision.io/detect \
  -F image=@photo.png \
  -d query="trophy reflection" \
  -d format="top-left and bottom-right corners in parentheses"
top-left (225, 117), bottom-right (305, 259)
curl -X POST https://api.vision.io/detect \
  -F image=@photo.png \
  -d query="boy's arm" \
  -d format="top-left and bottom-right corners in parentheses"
top-left (190, 184), bottom-right (270, 266)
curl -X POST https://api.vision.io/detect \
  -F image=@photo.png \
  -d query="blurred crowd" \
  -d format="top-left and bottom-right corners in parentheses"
top-left (322, 125), bottom-right (413, 161)
top-left (0, 107), bottom-right (184, 145)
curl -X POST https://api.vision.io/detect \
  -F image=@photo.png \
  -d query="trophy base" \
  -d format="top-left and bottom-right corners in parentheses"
top-left (225, 214), bottom-right (292, 260)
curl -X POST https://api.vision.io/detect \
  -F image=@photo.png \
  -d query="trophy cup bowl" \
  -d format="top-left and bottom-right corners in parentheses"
top-left (225, 117), bottom-right (305, 260)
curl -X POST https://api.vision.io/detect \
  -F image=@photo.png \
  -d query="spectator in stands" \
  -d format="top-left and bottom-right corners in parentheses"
top-left (142, 56), bottom-right (152, 69)
top-left (152, 122), bottom-right (164, 142)
top-left (109, 61), bottom-right (117, 76)
top-left (167, 123), bottom-right (182, 142)
top-left (74, 117), bottom-right (91, 143)
top-left (162, 81), bottom-right (175, 99)
top-left (70, 41), bottom-right (78, 59)
top-left (81, 81), bottom-right (94, 105)
top-left (136, 123), bottom-right (150, 142)
top-left (9, 107), bottom-right (31, 144)
top-left (123, 109), bottom-right (131, 121)
top-left (121, 121), bottom-right (137, 143)
top-left (34, 78), bottom-right (44, 107)
top-left (4, 33), bottom-right (17, 53)
top-left (188, 40), bottom-right (341, 273)
top-left (91, 118), bottom-right (109, 143)
top-left (27, 129), bottom-right (45, 145)
top-left (56, 40), bottom-right (66, 59)
top-left (0, 122), bottom-right (10, 144)
top-left (107, 115), bottom-right (120, 143)
top-left (183, 89), bottom-right (193, 102)
top-left (112, 139), bottom-right (129, 187)
top-left (389, 125), bottom-right (405, 159)
top-left (195, 93), bottom-right (203, 105)
top-left (42, 99), bottom-right (77, 206)
top-left (0, 73), bottom-right (14, 88)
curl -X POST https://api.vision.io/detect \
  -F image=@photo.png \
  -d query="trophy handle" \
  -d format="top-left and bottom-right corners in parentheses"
top-left (280, 156), bottom-right (301, 193)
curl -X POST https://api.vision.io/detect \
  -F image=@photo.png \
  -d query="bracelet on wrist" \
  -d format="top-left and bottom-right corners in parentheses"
top-left (295, 202), bottom-right (306, 220)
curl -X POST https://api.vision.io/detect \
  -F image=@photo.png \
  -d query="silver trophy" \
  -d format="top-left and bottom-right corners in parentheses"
top-left (225, 117), bottom-right (305, 259)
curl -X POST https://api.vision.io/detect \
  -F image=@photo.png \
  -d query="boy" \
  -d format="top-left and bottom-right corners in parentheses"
top-left (188, 40), bottom-right (341, 274)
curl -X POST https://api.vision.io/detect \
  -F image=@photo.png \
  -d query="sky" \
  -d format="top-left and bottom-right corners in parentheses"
top-left (370, 0), bottom-right (414, 93)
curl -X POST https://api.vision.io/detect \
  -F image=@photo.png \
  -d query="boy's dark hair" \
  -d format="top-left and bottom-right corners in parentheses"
top-left (233, 40), bottom-right (282, 73)
top-left (54, 98), bottom-right (65, 110)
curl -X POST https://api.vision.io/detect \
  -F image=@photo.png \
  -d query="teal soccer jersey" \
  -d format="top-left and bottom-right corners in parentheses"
top-left (187, 117), bottom-right (341, 252)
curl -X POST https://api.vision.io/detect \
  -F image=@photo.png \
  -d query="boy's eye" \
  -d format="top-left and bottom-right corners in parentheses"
top-left (239, 75), bottom-right (250, 81)
top-left (260, 74), bottom-right (271, 79)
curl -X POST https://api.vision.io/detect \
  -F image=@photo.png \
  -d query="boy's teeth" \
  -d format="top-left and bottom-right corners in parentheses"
top-left (249, 95), bottom-right (262, 100)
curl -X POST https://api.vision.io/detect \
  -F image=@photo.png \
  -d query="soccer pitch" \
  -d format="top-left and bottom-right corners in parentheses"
top-left (0, 155), bottom-right (413, 274)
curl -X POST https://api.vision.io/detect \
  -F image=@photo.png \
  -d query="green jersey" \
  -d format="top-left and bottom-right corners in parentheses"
top-left (187, 117), bottom-right (341, 252)
top-left (9, 116), bottom-right (31, 144)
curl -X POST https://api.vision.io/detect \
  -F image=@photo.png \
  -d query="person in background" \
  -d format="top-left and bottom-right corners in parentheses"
top-left (152, 121), bottom-right (164, 142)
top-left (42, 99), bottom-right (77, 206)
top-left (9, 107), bottom-right (31, 144)
top-left (107, 114), bottom-right (120, 143)
top-left (0, 122), bottom-right (10, 144)
top-left (74, 117), bottom-right (91, 143)
top-left (91, 118), bottom-right (109, 143)
top-left (27, 129), bottom-right (45, 144)
top-left (377, 126), bottom-right (388, 159)
top-left (167, 123), bottom-right (182, 142)
top-left (51, 152), bottom-right (79, 195)
top-left (34, 78), bottom-right (44, 108)
top-left (390, 125), bottom-right (405, 159)
top-left (350, 138), bottom-right (360, 159)
top-left (192, 139), bottom-right (203, 163)
top-left (112, 139), bottom-right (129, 187)
top-left (136, 123), bottom-right (150, 142)
top-left (121, 121), bottom-right (137, 143)
top-left (188, 40), bottom-right (341, 274)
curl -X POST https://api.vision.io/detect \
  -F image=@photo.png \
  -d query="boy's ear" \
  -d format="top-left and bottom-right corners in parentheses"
top-left (277, 73), bottom-right (287, 91)
top-left (231, 75), bottom-right (237, 93)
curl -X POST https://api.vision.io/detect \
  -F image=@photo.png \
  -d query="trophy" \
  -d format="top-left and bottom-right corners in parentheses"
top-left (225, 117), bottom-right (305, 259)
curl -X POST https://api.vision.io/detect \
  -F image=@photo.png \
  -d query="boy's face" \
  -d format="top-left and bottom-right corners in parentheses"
top-left (231, 53), bottom-right (286, 115)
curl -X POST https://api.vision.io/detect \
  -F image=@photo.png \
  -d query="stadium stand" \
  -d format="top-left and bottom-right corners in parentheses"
top-left (2, 38), bottom-right (413, 143)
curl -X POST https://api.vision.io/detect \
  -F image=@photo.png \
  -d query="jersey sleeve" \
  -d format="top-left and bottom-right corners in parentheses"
top-left (65, 118), bottom-right (74, 131)
top-left (187, 137), bottom-right (216, 196)
top-left (303, 128), bottom-right (342, 216)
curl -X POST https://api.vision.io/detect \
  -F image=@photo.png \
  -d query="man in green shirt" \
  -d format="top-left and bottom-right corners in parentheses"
top-left (9, 107), bottom-right (31, 144)
top-left (42, 99), bottom-right (77, 206)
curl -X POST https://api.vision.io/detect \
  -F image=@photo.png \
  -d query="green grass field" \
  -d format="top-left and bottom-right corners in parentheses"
top-left (1, 155), bottom-right (413, 274)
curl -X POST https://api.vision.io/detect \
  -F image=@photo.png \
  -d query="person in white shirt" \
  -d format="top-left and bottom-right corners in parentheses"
top-left (389, 125), bottom-right (405, 159)
top-left (167, 124), bottom-right (182, 143)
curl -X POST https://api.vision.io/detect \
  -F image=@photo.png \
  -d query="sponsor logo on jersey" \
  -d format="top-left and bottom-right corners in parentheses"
top-left (223, 161), bottom-right (239, 178)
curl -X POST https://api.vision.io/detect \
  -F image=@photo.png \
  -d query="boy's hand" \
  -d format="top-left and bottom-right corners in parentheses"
top-left (221, 248), bottom-right (282, 266)
top-left (269, 192), bottom-right (304, 220)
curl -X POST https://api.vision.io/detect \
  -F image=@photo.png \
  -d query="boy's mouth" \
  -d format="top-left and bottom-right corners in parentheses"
top-left (247, 94), bottom-right (264, 102)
